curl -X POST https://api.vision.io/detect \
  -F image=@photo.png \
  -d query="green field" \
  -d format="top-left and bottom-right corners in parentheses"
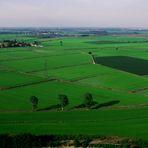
top-left (1, 108), bottom-right (148, 140)
top-left (0, 34), bottom-right (148, 139)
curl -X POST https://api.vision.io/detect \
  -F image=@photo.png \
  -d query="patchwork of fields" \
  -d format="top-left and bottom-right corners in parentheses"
top-left (0, 34), bottom-right (148, 139)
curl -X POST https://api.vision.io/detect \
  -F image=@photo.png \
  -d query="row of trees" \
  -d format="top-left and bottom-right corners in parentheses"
top-left (0, 40), bottom-right (32, 48)
top-left (30, 93), bottom-right (94, 111)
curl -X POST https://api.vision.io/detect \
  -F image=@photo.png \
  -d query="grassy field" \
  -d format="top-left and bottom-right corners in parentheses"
top-left (1, 81), bottom-right (148, 110)
top-left (0, 34), bottom-right (148, 139)
top-left (1, 108), bottom-right (148, 139)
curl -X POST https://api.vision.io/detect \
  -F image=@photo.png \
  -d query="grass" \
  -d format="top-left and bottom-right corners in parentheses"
top-left (76, 65), bottom-right (148, 91)
top-left (0, 71), bottom-right (43, 87)
top-left (0, 81), bottom-right (147, 110)
top-left (1, 54), bottom-right (91, 72)
top-left (0, 34), bottom-right (148, 139)
top-left (0, 108), bottom-right (148, 139)
top-left (34, 63), bottom-right (148, 91)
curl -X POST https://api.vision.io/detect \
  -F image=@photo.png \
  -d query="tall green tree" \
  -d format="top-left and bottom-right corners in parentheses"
top-left (88, 51), bottom-right (92, 55)
top-left (58, 94), bottom-right (69, 111)
top-left (84, 93), bottom-right (93, 108)
top-left (30, 96), bottom-right (39, 111)
top-left (60, 41), bottom-right (63, 46)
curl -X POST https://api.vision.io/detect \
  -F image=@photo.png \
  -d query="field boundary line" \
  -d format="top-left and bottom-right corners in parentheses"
top-left (1, 104), bottom-right (148, 113)
top-left (0, 78), bottom-right (56, 91)
top-left (129, 87), bottom-right (148, 93)
top-left (107, 104), bottom-right (148, 109)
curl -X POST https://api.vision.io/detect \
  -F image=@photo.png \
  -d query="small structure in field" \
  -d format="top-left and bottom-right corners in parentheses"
top-left (88, 52), bottom-right (96, 64)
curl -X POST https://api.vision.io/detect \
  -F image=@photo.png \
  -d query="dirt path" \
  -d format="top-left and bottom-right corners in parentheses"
top-left (107, 104), bottom-right (148, 109)
top-left (129, 87), bottom-right (148, 93)
top-left (1, 104), bottom-right (148, 113)
top-left (0, 78), bottom-right (56, 91)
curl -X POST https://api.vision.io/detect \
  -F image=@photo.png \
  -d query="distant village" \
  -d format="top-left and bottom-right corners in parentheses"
top-left (0, 40), bottom-right (41, 48)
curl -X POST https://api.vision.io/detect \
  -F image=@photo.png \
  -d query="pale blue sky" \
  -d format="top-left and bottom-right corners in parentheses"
top-left (0, 0), bottom-right (148, 28)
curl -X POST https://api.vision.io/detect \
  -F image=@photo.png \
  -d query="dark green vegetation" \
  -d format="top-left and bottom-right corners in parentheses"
top-left (58, 94), bottom-right (69, 110)
top-left (0, 32), bottom-right (148, 141)
top-left (95, 56), bottom-right (148, 75)
top-left (30, 96), bottom-right (39, 111)
top-left (1, 134), bottom-right (148, 148)
top-left (0, 40), bottom-right (35, 48)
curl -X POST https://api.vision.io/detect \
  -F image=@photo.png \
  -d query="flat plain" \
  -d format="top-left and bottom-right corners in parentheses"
top-left (0, 34), bottom-right (148, 139)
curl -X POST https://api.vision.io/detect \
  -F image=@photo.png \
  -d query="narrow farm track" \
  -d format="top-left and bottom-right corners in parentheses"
top-left (95, 85), bottom-right (126, 93)
top-left (130, 87), bottom-right (148, 93)
top-left (0, 78), bottom-right (56, 91)
top-left (108, 104), bottom-right (148, 109)
top-left (1, 103), bottom-right (148, 113)
top-left (70, 74), bottom-right (105, 82)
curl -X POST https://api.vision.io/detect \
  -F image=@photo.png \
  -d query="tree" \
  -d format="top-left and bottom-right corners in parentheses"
top-left (60, 41), bottom-right (63, 46)
top-left (30, 96), bottom-right (39, 111)
top-left (84, 93), bottom-right (93, 108)
top-left (34, 41), bottom-right (39, 45)
top-left (88, 51), bottom-right (92, 55)
top-left (58, 94), bottom-right (69, 111)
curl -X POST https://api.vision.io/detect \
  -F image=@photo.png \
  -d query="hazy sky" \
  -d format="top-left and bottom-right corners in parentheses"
top-left (0, 0), bottom-right (148, 28)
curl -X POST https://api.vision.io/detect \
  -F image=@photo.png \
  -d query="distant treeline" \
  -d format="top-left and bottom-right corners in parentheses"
top-left (0, 40), bottom-right (39, 48)
top-left (79, 30), bottom-right (108, 35)
top-left (0, 134), bottom-right (148, 148)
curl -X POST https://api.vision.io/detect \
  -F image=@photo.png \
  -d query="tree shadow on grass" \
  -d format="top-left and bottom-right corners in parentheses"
top-left (91, 100), bottom-right (120, 109)
top-left (37, 104), bottom-right (61, 111)
top-left (72, 100), bottom-right (120, 110)
top-left (38, 100), bottom-right (120, 111)
top-left (73, 101), bottom-right (98, 109)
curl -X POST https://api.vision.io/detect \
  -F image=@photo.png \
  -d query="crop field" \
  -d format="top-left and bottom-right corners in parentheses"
top-left (0, 34), bottom-right (148, 139)
top-left (95, 56), bottom-right (148, 75)
top-left (0, 71), bottom-right (42, 88)
top-left (1, 108), bottom-right (148, 139)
